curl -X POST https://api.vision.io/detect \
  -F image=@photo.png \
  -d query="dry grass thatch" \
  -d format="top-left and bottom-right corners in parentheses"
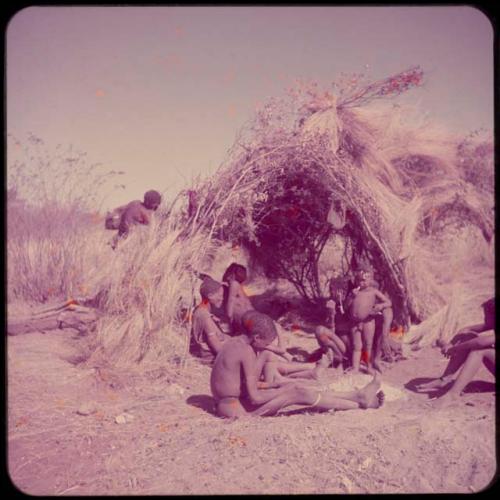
top-left (188, 67), bottom-right (493, 333)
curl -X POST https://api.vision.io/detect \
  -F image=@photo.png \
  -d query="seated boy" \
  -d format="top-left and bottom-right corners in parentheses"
top-left (210, 310), bottom-right (384, 418)
top-left (190, 278), bottom-right (231, 361)
top-left (222, 262), bottom-right (290, 360)
top-left (349, 269), bottom-right (392, 374)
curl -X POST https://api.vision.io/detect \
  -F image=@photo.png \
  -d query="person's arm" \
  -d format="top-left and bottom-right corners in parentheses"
top-left (372, 289), bottom-right (392, 313)
top-left (225, 279), bottom-right (239, 321)
top-left (201, 314), bottom-right (225, 354)
top-left (241, 349), bottom-right (290, 405)
top-left (456, 323), bottom-right (488, 335)
top-left (445, 331), bottom-right (495, 356)
top-left (139, 206), bottom-right (151, 225)
top-left (274, 324), bottom-right (287, 352)
top-left (326, 300), bottom-right (336, 330)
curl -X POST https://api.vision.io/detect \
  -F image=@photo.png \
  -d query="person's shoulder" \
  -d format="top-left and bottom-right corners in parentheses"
top-left (225, 337), bottom-right (251, 354)
top-left (193, 305), bottom-right (210, 319)
top-left (192, 306), bottom-right (214, 328)
top-left (123, 200), bottom-right (142, 213)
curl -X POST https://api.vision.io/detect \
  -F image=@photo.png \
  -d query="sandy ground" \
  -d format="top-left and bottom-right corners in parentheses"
top-left (7, 325), bottom-right (497, 495)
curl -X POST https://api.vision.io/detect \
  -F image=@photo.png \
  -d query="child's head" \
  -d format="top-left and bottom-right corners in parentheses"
top-left (143, 190), bottom-right (162, 210)
top-left (329, 275), bottom-right (349, 300)
top-left (241, 310), bottom-right (277, 350)
top-left (356, 268), bottom-right (374, 289)
top-left (223, 262), bottom-right (247, 284)
top-left (200, 277), bottom-right (224, 308)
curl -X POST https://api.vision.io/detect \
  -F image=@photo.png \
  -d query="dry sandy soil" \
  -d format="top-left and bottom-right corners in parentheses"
top-left (7, 322), bottom-right (497, 495)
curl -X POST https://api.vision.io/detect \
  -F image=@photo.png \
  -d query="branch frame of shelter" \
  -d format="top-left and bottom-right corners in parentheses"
top-left (190, 65), bottom-right (492, 333)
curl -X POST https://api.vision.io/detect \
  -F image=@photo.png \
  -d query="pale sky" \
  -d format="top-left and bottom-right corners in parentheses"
top-left (6, 6), bottom-right (493, 210)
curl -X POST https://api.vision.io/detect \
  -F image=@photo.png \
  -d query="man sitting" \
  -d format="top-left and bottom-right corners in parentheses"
top-left (415, 297), bottom-right (495, 407)
top-left (210, 310), bottom-right (384, 418)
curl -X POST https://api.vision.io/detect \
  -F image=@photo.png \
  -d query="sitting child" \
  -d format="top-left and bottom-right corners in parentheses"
top-left (190, 278), bottom-right (231, 361)
top-left (210, 310), bottom-right (385, 418)
top-left (222, 262), bottom-right (290, 360)
top-left (349, 269), bottom-right (392, 374)
top-left (314, 275), bottom-right (352, 370)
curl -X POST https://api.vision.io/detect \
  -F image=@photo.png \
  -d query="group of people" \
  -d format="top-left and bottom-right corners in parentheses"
top-left (105, 191), bottom-right (496, 417)
top-left (191, 263), bottom-right (496, 417)
top-left (190, 263), bottom-right (393, 418)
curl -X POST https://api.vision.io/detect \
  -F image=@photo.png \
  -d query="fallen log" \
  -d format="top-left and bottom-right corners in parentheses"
top-left (7, 300), bottom-right (99, 336)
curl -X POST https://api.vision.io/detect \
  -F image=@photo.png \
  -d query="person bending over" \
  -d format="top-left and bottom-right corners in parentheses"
top-left (222, 262), bottom-right (289, 360)
top-left (110, 190), bottom-right (162, 249)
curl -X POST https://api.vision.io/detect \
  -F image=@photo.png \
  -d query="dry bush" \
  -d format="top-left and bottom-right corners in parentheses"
top-left (7, 133), bottom-right (223, 371)
top-left (7, 134), bottom-right (121, 304)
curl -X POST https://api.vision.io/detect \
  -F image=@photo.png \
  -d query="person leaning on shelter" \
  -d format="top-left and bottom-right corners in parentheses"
top-left (108, 190), bottom-right (162, 249)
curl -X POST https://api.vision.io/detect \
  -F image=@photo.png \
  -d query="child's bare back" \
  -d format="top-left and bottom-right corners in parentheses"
top-left (210, 337), bottom-right (252, 401)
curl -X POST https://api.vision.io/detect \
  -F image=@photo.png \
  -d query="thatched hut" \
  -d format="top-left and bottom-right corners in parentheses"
top-left (189, 67), bottom-right (493, 336)
top-left (76, 67), bottom-right (492, 371)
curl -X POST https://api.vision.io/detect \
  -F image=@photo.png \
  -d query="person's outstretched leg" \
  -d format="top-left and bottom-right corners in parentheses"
top-left (415, 347), bottom-right (472, 392)
top-left (434, 348), bottom-right (495, 406)
top-left (251, 373), bottom-right (384, 416)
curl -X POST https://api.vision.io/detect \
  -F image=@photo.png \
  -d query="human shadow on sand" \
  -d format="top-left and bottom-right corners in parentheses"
top-left (186, 394), bottom-right (217, 416)
top-left (249, 289), bottom-right (296, 320)
top-left (405, 377), bottom-right (495, 399)
top-left (278, 407), bottom-right (333, 417)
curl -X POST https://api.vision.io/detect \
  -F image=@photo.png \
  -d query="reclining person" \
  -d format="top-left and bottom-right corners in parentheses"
top-left (210, 310), bottom-right (384, 418)
top-left (415, 297), bottom-right (495, 406)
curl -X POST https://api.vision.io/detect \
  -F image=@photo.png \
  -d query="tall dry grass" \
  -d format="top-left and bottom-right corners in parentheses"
top-left (7, 134), bottom-right (123, 304)
top-left (86, 215), bottom-right (219, 369)
top-left (7, 135), bottom-right (224, 371)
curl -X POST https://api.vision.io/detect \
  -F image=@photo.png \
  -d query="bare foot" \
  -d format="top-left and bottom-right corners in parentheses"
top-left (415, 377), bottom-right (450, 392)
top-left (372, 358), bottom-right (383, 373)
top-left (316, 353), bottom-right (331, 369)
top-left (312, 364), bottom-right (326, 381)
top-left (357, 373), bottom-right (382, 409)
top-left (365, 365), bottom-right (376, 375)
top-left (344, 367), bottom-right (358, 374)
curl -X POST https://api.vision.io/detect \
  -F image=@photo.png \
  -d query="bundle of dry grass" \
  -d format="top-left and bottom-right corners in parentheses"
top-left (83, 213), bottom-right (222, 370)
top-left (190, 67), bottom-right (493, 338)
